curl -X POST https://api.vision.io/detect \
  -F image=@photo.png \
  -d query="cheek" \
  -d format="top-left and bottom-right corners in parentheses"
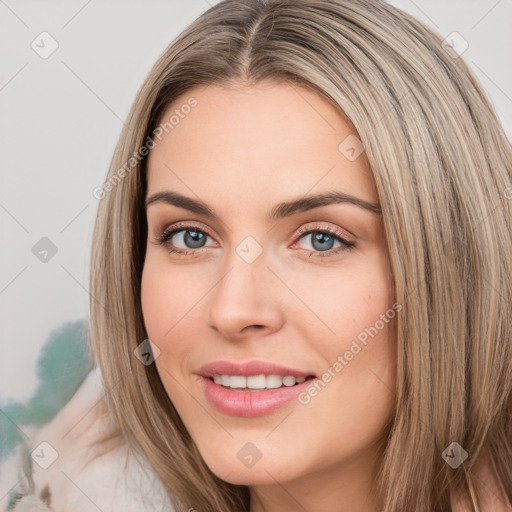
top-left (140, 262), bottom-right (196, 405)
top-left (291, 251), bottom-right (395, 350)
top-left (140, 257), bottom-right (216, 403)
top-left (140, 258), bottom-right (205, 340)
top-left (296, 252), bottom-right (397, 417)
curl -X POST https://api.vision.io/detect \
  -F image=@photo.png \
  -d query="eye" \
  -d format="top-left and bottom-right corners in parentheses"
top-left (293, 223), bottom-right (356, 258)
top-left (153, 222), bottom-right (215, 256)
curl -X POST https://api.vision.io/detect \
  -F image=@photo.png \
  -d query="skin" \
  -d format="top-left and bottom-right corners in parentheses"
top-left (141, 80), bottom-right (397, 512)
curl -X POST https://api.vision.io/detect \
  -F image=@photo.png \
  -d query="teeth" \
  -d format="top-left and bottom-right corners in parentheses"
top-left (229, 375), bottom-right (246, 388)
top-left (247, 375), bottom-right (266, 389)
top-left (266, 375), bottom-right (282, 389)
top-left (211, 374), bottom-right (308, 390)
top-left (282, 376), bottom-right (295, 386)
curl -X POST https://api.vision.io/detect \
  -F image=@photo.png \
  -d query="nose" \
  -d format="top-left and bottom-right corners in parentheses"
top-left (205, 252), bottom-right (284, 342)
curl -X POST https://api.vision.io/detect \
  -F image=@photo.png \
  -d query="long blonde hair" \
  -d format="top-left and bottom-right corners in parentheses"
top-left (88, 1), bottom-right (512, 510)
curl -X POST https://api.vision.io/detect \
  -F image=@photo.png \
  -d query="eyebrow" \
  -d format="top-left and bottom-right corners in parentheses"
top-left (144, 190), bottom-right (381, 219)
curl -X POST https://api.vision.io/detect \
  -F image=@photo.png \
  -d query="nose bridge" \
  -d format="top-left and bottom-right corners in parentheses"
top-left (206, 239), bottom-right (283, 339)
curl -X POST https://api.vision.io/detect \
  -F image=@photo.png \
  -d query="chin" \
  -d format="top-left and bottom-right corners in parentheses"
top-left (197, 444), bottom-right (302, 486)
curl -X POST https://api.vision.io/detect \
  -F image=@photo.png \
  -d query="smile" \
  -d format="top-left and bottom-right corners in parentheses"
top-left (201, 376), bottom-right (316, 416)
top-left (197, 360), bottom-right (318, 417)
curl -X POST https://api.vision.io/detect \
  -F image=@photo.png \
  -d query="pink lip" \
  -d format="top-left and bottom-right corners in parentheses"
top-left (200, 376), bottom-right (315, 417)
top-left (197, 360), bottom-right (317, 417)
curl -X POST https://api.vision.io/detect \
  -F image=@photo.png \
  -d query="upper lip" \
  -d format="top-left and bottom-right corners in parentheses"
top-left (197, 360), bottom-right (316, 378)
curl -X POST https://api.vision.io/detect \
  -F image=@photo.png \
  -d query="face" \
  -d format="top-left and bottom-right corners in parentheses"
top-left (141, 81), bottom-right (397, 506)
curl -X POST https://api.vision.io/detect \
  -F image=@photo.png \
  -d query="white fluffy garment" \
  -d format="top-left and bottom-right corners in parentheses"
top-left (0, 369), bottom-right (175, 512)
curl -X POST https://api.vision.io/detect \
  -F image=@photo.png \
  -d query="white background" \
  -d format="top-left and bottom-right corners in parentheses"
top-left (1, 0), bottom-right (511, 403)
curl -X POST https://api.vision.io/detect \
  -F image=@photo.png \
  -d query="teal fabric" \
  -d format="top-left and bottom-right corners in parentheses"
top-left (0, 319), bottom-right (92, 462)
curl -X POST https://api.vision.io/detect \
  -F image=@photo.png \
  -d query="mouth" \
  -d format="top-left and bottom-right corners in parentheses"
top-left (200, 375), bottom-right (317, 416)
top-left (197, 361), bottom-right (318, 417)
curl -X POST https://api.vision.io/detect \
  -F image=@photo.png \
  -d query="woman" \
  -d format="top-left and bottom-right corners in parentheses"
top-left (8, 0), bottom-right (512, 510)
top-left (91, 0), bottom-right (512, 510)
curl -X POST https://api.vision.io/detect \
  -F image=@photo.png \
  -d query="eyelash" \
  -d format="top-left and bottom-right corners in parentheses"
top-left (153, 221), bottom-right (356, 259)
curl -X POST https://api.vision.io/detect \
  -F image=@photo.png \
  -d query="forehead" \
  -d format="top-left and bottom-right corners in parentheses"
top-left (146, 81), bottom-right (377, 207)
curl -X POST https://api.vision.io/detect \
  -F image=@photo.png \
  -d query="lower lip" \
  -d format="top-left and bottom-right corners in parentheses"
top-left (200, 376), bottom-right (316, 417)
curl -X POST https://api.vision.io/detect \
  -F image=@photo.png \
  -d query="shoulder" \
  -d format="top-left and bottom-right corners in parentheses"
top-left (2, 369), bottom-right (175, 512)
